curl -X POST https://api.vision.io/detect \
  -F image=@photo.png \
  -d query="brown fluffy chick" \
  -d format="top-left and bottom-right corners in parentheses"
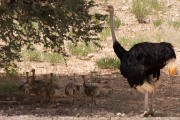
top-left (65, 82), bottom-right (80, 105)
top-left (82, 75), bottom-right (99, 104)
top-left (30, 69), bottom-right (46, 102)
top-left (45, 73), bottom-right (60, 102)
top-left (19, 72), bottom-right (31, 95)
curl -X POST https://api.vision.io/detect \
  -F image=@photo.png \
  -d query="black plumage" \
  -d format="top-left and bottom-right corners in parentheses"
top-left (103, 5), bottom-right (177, 117)
top-left (116, 42), bottom-right (176, 88)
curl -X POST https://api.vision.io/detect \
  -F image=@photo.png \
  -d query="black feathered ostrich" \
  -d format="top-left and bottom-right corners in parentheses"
top-left (103, 5), bottom-right (178, 117)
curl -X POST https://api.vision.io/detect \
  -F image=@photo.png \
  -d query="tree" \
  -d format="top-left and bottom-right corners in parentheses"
top-left (0, 0), bottom-right (106, 73)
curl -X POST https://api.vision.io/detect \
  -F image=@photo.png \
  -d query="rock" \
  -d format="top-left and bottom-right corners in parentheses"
top-left (116, 112), bottom-right (126, 117)
top-left (116, 112), bottom-right (122, 117)
top-left (87, 53), bottom-right (94, 59)
top-left (76, 113), bottom-right (80, 117)
top-left (121, 113), bottom-right (126, 117)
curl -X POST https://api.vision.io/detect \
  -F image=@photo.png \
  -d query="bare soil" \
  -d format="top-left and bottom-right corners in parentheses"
top-left (0, 73), bottom-right (179, 120)
top-left (0, 50), bottom-right (179, 118)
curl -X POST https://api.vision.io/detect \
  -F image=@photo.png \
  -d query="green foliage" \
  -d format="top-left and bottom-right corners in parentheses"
top-left (103, 0), bottom-right (109, 4)
top-left (120, 36), bottom-right (148, 48)
top-left (153, 18), bottom-right (163, 27)
top-left (131, 0), bottom-right (164, 23)
top-left (114, 17), bottom-right (121, 29)
top-left (131, 0), bottom-right (149, 23)
top-left (68, 42), bottom-right (98, 57)
top-left (96, 57), bottom-right (120, 69)
top-left (22, 50), bottom-right (64, 64)
top-left (149, 0), bottom-right (164, 11)
top-left (169, 21), bottom-right (180, 29)
top-left (131, 37), bottom-right (148, 46)
top-left (107, 16), bottom-right (121, 29)
top-left (100, 28), bottom-right (111, 40)
top-left (0, 0), bottom-right (106, 70)
top-left (120, 37), bottom-right (132, 47)
top-left (44, 52), bottom-right (63, 64)
top-left (22, 50), bottom-right (42, 62)
top-left (0, 78), bottom-right (19, 93)
top-left (4, 65), bottom-right (19, 77)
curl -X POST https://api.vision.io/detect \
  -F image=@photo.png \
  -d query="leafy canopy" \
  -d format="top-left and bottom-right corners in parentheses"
top-left (0, 0), bottom-right (106, 72)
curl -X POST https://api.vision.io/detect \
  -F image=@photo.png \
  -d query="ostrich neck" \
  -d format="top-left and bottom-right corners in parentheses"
top-left (32, 72), bottom-right (35, 82)
top-left (110, 11), bottom-right (116, 43)
top-left (83, 79), bottom-right (86, 86)
top-left (26, 75), bottom-right (29, 82)
top-left (109, 11), bottom-right (127, 60)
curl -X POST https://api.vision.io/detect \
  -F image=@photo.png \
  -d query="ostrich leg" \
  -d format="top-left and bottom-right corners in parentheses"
top-left (149, 90), bottom-right (155, 116)
top-left (142, 90), bottom-right (149, 117)
top-left (142, 75), bottom-right (155, 117)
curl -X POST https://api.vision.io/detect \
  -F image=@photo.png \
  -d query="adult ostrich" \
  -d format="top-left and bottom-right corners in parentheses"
top-left (103, 5), bottom-right (177, 117)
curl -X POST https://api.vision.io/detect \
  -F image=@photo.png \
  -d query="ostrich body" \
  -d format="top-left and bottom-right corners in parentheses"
top-left (103, 5), bottom-right (177, 116)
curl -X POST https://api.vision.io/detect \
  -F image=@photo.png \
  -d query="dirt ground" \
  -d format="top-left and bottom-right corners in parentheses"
top-left (0, 0), bottom-right (180, 119)
top-left (0, 50), bottom-right (179, 119)
top-left (0, 69), bottom-right (180, 119)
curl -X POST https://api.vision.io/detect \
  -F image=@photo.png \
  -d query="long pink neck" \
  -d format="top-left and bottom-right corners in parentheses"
top-left (110, 11), bottom-right (116, 43)
top-left (109, 10), bottom-right (127, 60)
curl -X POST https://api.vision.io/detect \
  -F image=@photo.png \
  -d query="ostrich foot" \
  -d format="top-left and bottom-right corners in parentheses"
top-left (142, 109), bottom-right (155, 117)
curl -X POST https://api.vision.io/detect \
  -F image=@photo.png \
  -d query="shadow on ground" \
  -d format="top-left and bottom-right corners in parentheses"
top-left (0, 71), bottom-right (179, 117)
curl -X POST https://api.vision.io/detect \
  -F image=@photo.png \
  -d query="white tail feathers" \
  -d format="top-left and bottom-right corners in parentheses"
top-left (166, 59), bottom-right (178, 76)
top-left (136, 80), bottom-right (162, 93)
top-left (136, 82), bottom-right (155, 93)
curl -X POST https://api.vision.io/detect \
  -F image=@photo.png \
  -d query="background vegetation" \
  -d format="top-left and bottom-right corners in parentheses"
top-left (0, 0), bottom-right (106, 72)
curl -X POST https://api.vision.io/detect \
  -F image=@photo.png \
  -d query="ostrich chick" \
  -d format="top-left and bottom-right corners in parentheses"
top-left (30, 68), bottom-right (46, 102)
top-left (65, 82), bottom-right (80, 105)
top-left (82, 75), bottom-right (99, 104)
top-left (45, 73), bottom-right (60, 102)
top-left (19, 72), bottom-right (31, 95)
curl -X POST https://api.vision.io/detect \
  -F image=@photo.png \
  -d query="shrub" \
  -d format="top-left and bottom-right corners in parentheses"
top-left (0, 79), bottom-right (19, 93)
top-left (131, 0), bottom-right (164, 23)
top-left (131, 0), bottom-right (149, 23)
top-left (68, 42), bottom-right (98, 57)
top-left (107, 16), bottom-right (121, 29)
top-left (44, 52), bottom-right (63, 64)
top-left (22, 50), bottom-right (42, 62)
top-left (153, 18), bottom-right (163, 27)
top-left (96, 57), bottom-right (120, 69)
top-left (100, 28), bottom-right (111, 40)
top-left (169, 21), bottom-right (180, 29)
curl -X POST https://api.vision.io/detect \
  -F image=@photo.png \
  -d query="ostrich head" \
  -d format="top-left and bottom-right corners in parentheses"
top-left (102, 5), bottom-right (114, 13)
top-left (31, 68), bottom-right (35, 82)
top-left (31, 68), bottom-right (35, 73)
top-left (81, 75), bottom-right (85, 80)
top-left (26, 72), bottom-right (29, 76)
top-left (50, 73), bottom-right (53, 77)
